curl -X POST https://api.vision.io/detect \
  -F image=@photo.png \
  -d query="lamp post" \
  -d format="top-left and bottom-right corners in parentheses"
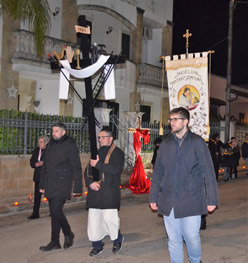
top-left (225, 0), bottom-right (234, 143)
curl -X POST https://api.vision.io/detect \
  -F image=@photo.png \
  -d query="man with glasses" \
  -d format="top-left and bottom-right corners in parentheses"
top-left (84, 127), bottom-right (125, 256)
top-left (149, 107), bottom-right (218, 263)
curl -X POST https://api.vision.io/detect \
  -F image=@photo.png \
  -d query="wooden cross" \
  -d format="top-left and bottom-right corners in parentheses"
top-left (183, 29), bottom-right (192, 56)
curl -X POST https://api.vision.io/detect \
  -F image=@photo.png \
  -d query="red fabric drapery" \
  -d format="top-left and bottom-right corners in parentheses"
top-left (129, 129), bottom-right (151, 194)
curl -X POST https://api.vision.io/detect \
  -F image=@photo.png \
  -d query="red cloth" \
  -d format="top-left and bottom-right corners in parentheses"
top-left (129, 129), bottom-right (151, 194)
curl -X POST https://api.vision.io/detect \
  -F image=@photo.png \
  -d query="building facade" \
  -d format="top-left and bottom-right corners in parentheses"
top-left (0, 0), bottom-right (174, 128)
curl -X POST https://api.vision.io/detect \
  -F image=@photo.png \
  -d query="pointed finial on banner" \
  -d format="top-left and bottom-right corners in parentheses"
top-left (183, 29), bottom-right (192, 57)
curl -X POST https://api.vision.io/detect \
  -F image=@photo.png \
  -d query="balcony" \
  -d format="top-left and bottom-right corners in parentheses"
top-left (12, 30), bottom-right (76, 74)
top-left (138, 63), bottom-right (167, 88)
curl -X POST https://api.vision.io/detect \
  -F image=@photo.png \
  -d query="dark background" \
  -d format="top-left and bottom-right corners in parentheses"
top-left (172, 0), bottom-right (248, 86)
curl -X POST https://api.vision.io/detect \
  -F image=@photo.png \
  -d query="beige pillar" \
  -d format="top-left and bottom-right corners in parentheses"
top-left (163, 97), bottom-right (170, 125)
top-left (0, 13), bottom-right (20, 110)
top-left (162, 25), bottom-right (173, 57)
top-left (130, 7), bottom-right (144, 112)
top-left (59, 90), bottom-right (73, 116)
top-left (60, 0), bottom-right (77, 115)
top-left (61, 0), bottom-right (78, 43)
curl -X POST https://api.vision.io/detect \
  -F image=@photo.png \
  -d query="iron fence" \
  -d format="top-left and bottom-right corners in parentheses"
top-left (141, 122), bottom-right (170, 152)
top-left (2, 110), bottom-right (244, 155)
top-left (0, 110), bottom-right (90, 154)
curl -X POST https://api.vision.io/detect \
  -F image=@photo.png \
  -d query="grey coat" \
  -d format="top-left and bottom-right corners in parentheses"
top-left (149, 130), bottom-right (219, 218)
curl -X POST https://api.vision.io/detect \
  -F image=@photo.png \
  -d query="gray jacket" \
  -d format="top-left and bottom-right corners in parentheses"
top-left (149, 130), bottom-right (218, 218)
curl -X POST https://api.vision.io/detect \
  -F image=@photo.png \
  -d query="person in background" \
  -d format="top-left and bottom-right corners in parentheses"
top-left (229, 137), bottom-right (240, 179)
top-left (208, 133), bottom-right (224, 181)
top-left (151, 137), bottom-right (163, 168)
top-left (222, 141), bottom-right (233, 182)
top-left (241, 134), bottom-right (248, 175)
top-left (39, 122), bottom-right (82, 251)
top-left (28, 135), bottom-right (49, 219)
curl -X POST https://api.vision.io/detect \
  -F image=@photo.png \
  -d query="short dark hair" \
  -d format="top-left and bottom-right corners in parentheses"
top-left (170, 107), bottom-right (190, 121)
top-left (184, 87), bottom-right (190, 93)
top-left (100, 126), bottom-right (113, 137)
top-left (211, 133), bottom-right (219, 140)
top-left (154, 137), bottom-right (162, 145)
top-left (52, 122), bottom-right (66, 131)
top-left (231, 136), bottom-right (236, 140)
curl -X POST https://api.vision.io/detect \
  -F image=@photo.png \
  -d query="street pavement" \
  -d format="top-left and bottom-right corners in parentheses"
top-left (0, 172), bottom-right (247, 263)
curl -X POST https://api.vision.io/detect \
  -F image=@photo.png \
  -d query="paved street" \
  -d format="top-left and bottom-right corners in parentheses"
top-left (0, 174), bottom-right (247, 263)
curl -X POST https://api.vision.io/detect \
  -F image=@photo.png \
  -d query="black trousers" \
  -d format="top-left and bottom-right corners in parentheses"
top-left (33, 181), bottom-right (42, 216)
top-left (48, 196), bottom-right (71, 243)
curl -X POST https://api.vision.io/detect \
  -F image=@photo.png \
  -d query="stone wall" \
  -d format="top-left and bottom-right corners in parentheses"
top-left (0, 154), bottom-right (90, 199)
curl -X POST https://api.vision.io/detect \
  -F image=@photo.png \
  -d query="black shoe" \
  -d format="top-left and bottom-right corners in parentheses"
top-left (64, 232), bottom-right (75, 249)
top-left (113, 237), bottom-right (124, 253)
top-left (27, 214), bottom-right (39, 220)
top-left (40, 241), bottom-right (61, 251)
top-left (89, 247), bottom-right (103, 256)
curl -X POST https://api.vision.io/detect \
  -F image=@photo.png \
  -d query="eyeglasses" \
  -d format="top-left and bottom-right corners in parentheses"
top-left (168, 118), bottom-right (185, 123)
top-left (98, 136), bottom-right (111, 139)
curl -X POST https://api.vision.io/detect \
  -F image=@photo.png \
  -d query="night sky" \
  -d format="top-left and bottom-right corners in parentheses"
top-left (172, 0), bottom-right (248, 86)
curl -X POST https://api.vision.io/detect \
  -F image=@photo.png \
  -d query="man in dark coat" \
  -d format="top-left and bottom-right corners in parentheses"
top-left (28, 135), bottom-right (49, 219)
top-left (149, 107), bottom-right (218, 263)
top-left (241, 133), bottom-right (248, 175)
top-left (229, 137), bottom-right (240, 179)
top-left (151, 137), bottom-right (162, 168)
top-left (208, 133), bottom-right (224, 181)
top-left (39, 122), bottom-right (82, 251)
top-left (84, 127), bottom-right (124, 256)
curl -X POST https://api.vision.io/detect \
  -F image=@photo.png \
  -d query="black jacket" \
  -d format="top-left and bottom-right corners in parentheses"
top-left (84, 144), bottom-right (124, 209)
top-left (30, 147), bottom-right (45, 182)
top-left (231, 146), bottom-right (240, 167)
top-left (242, 141), bottom-right (248, 158)
top-left (40, 134), bottom-right (82, 199)
top-left (149, 131), bottom-right (218, 218)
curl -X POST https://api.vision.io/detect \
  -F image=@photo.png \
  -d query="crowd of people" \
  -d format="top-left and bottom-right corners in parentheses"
top-left (26, 108), bottom-right (247, 262)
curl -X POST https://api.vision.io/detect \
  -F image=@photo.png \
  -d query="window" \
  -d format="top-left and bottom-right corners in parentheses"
top-left (122, 33), bottom-right (130, 59)
top-left (140, 105), bottom-right (151, 123)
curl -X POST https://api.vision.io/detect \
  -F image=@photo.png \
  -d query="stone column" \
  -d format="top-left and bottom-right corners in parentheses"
top-left (129, 7), bottom-right (144, 112)
top-left (61, 0), bottom-right (77, 43)
top-left (0, 13), bottom-right (20, 110)
top-left (161, 25), bottom-right (173, 126)
top-left (162, 24), bottom-right (173, 57)
top-left (123, 111), bottom-right (144, 168)
top-left (60, 0), bottom-right (78, 116)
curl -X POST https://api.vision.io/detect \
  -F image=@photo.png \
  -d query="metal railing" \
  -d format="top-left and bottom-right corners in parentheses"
top-left (0, 111), bottom-right (89, 154)
top-left (138, 63), bottom-right (167, 88)
top-left (14, 30), bottom-right (76, 63)
top-left (2, 110), bottom-right (242, 156)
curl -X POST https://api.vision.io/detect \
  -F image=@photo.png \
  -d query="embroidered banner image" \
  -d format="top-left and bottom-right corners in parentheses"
top-left (165, 52), bottom-right (209, 139)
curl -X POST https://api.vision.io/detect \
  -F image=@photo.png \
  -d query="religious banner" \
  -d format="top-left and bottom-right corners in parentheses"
top-left (165, 52), bottom-right (209, 139)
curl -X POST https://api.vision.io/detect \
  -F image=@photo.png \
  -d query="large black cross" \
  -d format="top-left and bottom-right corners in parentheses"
top-left (50, 15), bottom-right (125, 180)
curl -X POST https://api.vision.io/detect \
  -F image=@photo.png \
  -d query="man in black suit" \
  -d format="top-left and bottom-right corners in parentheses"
top-left (39, 123), bottom-right (82, 251)
top-left (28, 136), bottom-right (49, 219)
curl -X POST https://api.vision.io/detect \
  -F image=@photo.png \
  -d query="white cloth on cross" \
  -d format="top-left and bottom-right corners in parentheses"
top-left (59, 55), bottom-right (115, 100)
top-left (104, 67), bottom-right (115, 100)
